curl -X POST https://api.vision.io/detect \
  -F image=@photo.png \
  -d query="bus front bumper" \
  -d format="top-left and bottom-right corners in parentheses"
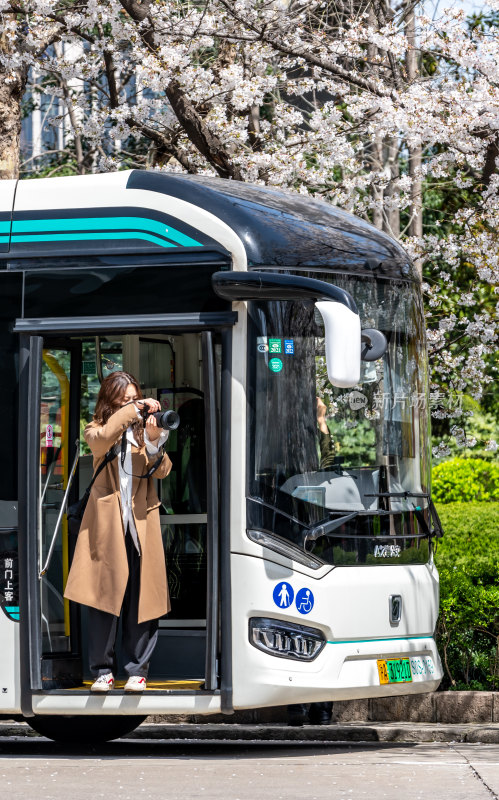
top-left (232, 635), bottom-right (442, 709)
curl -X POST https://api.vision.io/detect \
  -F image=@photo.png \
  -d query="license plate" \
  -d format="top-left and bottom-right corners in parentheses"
top-left (377, 658), bottom-right (412, 684)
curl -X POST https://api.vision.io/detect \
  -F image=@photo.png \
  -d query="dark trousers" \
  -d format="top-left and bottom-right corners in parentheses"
top-left (88, 533), bottom-right (159, 679)
top-left (288, 702), bottom-right (333, 724)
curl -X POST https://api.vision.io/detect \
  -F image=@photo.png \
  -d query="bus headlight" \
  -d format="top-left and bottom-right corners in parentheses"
top-left (249, 617), bottom-right (326, 661)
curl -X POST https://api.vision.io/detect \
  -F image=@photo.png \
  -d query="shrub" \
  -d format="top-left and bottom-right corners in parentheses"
top-left (435, 502), bottom-right (499, 690)
top-left (432, 458), bottom-right (499, 503)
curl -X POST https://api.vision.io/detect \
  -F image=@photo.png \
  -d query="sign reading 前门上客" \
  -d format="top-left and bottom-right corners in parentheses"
top-left (0, 531), bottom-right (19, 622)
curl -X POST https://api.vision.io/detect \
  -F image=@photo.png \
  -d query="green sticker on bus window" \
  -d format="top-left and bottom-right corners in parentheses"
top-left (82, 361), bottom-right (97, 375)
top-left (269, 358), bottom-right (283, 373)
top-left (268, 338), bottom-right (282, 354)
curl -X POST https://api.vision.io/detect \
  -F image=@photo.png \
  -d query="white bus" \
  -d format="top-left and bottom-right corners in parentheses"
top-left (0, 171), bottom-right (443, 742)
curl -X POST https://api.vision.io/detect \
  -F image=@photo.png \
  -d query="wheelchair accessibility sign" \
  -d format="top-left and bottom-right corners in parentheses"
top-left (272, 583), bottom-right (314, 614)
top-left (296, 588), bottom-right (314, 614)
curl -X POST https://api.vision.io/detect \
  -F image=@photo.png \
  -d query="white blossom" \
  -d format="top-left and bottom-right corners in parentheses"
top-left (0, 0), bottom-right (496, 440)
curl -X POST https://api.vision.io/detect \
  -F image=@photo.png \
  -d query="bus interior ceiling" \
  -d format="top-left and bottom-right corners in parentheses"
top-left (40, 331), bottom-right (219, 692)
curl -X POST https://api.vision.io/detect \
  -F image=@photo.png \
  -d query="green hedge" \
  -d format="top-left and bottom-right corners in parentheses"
top-left (433, 458), bottom-right (499, 503)
top-left (435, 502), bottom-right (499, 690)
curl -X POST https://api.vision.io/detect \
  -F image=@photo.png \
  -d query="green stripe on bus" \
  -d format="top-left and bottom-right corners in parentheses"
top-left (327, 635), bottom-right (431, 645)
top-left (0, 221), bottom-right (10, 233)
top-left (12, 216), bottom-right (202, 247)
top-left (11, 232), bottom-right (177, 248)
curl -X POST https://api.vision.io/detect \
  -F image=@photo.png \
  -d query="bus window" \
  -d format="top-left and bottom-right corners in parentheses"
top-left (247, 278), bottom-right (431, 567)
top-left (138, 334), bottom-right (210, 630)
top-left (160, 388), bottom-right (207, 623)
top-left (40, 349), bottom-right (72, 654)
top-left (80, 338), bottom-right (123, 456)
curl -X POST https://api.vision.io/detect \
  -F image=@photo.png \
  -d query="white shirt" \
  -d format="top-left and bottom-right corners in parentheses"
top-left (118, 425), bottom-right (169, 553)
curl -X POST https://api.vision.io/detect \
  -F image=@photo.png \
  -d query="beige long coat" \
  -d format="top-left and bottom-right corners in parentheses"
top-left (64, 403), bottom-right (172, 623)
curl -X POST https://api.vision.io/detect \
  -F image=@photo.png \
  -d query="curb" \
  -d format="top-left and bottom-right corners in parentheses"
top-left (130, 722), bottom-right (499, 744)
top-left (147, 692), bottom-right (499, 726)
top-left (3, 721), bottom-right (499, 744)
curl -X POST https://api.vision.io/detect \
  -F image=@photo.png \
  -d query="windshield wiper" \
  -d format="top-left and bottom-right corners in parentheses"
top-left (409, 503), bottom-right (443, 540)
top-left (304, 512), bottom-right (359, 546)
top-left (428, 497), bottom-right (444, 539)
top-left (364, 492), bottom-right (443, 539)
top-left (365, 491), bottom-right (430, 500)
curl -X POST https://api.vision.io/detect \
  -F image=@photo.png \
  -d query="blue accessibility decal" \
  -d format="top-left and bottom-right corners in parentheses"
top-left (295, 588), bottom-right (314, 614)
top-left (273, 582), bottom-right (294, 609)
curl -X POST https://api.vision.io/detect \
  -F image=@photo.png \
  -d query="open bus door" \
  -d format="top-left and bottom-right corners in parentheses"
top-left (17, 320), bottom-right (229, 742)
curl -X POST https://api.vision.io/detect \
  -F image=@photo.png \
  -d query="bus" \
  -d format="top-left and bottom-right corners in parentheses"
top-left (0, 170), bottom-right (443, 742)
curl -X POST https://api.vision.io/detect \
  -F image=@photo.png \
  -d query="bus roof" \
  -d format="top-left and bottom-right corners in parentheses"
top-left (0, 170), bottom-right (416, 281)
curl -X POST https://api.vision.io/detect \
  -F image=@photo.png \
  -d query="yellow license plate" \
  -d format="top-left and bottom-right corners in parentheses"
top-left (377, 658), bottom-right (412, 684)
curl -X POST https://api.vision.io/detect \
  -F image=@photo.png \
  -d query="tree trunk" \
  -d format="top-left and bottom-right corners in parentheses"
top-left (408, 145), bottom-right (423, 242)
top-left (0, 65), bottom-right (27, 180)
top-left (405, 5), bottom-right (423, 278)
top-left (371, 135), bottom-right (384, 231)
top-left (0, 16), bottom-right (28, 180)
top-left (367, 11), bottom-right (384, 232)
top-left (383, 137), bottom-right (400, 237)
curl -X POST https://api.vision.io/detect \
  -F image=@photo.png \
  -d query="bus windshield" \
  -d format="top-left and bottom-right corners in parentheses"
top-left (247, 274), bottom-right (432, 566)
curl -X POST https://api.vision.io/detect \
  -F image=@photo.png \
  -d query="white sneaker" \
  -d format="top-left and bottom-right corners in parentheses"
top-left (91, 673), bottom-right (115, 692)
top-left (124, 676), bottom-right (147, 693)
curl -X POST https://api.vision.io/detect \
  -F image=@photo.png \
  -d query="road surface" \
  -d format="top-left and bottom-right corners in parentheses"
top-left (1, 737), bottom-right (499, 799)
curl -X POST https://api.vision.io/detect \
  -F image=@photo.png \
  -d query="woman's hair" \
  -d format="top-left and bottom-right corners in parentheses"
top-left (93, 371), bottom-right (144, 445)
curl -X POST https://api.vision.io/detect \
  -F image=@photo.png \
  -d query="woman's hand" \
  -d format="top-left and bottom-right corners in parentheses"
top-left (136, 398), bottom-right (162, 442)
top-left (145, 414), bottom-right (161, 441)
top-left (135, 397), bottom-right (161, 413)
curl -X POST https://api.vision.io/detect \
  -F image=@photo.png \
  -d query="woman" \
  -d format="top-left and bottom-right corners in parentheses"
top-left (64, 371), bottom-right (172, 693)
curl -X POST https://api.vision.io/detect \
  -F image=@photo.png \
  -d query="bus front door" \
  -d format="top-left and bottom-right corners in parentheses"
top-left (19, 329), bottom-right (221, 700)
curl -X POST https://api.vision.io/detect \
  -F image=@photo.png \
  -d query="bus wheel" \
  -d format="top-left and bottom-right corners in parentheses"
top-left (26, 714), bottom-right (147, 743)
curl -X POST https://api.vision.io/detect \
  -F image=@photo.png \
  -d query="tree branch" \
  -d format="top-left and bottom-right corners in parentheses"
top-left (118, 0), bottom-right (244, 179)
top-left (481, 136), bottom-right (499, 188)
top-left (215, 1), bottom-right (397, 99)
top-left (124, 116), bottom-right (198, 173)
top-left (104, 51), bottom-right (120, 109)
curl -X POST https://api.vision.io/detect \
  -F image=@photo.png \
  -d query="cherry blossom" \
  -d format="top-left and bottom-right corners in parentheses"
top-left (0, 0), bottom-right (496, 454)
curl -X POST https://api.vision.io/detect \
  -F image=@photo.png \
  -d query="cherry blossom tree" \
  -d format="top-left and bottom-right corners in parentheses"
top-left (0, 0), bottom-right (497, 453)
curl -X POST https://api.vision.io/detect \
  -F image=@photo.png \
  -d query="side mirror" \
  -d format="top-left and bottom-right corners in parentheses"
top-left (315, 301), bottom-right (361, 388)
top-left (361, 328), bottom-right (387, 361)
top-left (210, 271), bottom-right (385, 389)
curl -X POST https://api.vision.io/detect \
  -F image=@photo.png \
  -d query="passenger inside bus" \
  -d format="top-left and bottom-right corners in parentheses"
top-left (316, 396), bottom-right (336, 470)
top-left (64, 371), bottom-right (172, 693)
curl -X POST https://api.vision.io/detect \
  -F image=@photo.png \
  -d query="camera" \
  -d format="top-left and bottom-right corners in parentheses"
top-left (141, 407), bottom-right (180, 430)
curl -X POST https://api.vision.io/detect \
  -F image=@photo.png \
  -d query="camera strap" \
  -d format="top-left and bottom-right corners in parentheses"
top-left (87, 446), bottom-right (118, 490)
top-left (119, 432), bottom-right (165, 479)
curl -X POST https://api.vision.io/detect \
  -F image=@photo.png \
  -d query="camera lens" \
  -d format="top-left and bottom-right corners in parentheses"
top-left (153, 410), bottom-right (180, 430)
